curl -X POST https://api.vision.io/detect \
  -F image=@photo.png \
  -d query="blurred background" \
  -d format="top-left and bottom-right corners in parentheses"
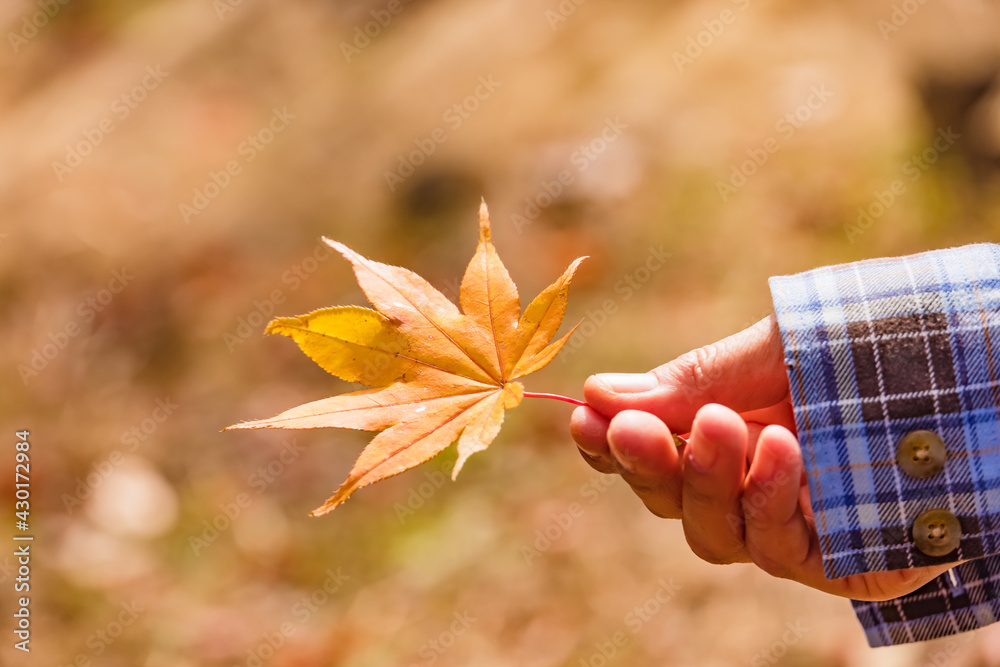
top-left (3, 0), bottom-right (1000, 665)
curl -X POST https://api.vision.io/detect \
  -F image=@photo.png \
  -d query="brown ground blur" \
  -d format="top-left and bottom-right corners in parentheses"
top-left (3, 1), bottom-right (1000, 666)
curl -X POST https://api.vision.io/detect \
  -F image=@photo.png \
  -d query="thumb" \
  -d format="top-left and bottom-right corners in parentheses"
top-left (583, 315), bottom-right (789, 434)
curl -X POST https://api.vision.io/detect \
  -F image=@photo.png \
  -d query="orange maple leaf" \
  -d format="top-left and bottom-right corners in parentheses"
top-left (226, 201), bottom-right (586, 516)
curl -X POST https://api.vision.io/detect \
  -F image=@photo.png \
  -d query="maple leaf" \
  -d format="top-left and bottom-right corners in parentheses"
top-left (226, 201), bottom-right (586, 516)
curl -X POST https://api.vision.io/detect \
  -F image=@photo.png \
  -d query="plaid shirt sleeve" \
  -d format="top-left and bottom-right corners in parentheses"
top-left (768, 243), bottom-right (1000, 648)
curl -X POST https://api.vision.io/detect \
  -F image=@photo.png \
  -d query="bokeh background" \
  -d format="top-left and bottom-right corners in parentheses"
top-left (4, 0), bottom-right (1000, 665)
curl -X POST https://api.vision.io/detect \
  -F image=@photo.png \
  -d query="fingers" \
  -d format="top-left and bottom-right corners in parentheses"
top-left (575, 401), bottom-right (758, 563)
top-left (583, 315), bottom-right (789, 434)
top-left (742, 424), bottom-right (812, 578)
top-left (681, 404), bottom-right (751, 564)
top-left (606, 410), bottom-right (682, 518)
top-left (575, 404), bottom-right (957, 601)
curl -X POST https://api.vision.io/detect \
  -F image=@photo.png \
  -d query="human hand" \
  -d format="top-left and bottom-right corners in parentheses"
top-left (570, 315), bottom-right (956, 601)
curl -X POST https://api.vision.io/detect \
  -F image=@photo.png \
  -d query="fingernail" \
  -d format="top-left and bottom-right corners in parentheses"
top-left (612, 452), bottom-right (636, 475)
top-left (752, 449), bottom-right (776, 482)
top-left (595, 373), bottom-right (657, 393)
top-left (607, 432), bottom-right (636, 474)
top-left (688, 437), bottom-right (717, 473)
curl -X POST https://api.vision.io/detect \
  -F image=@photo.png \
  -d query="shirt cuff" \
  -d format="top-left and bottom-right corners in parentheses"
top-left (853, 555), bottom-right (1000, 647)
top-left (769, 243), bottom-right (1000, 646)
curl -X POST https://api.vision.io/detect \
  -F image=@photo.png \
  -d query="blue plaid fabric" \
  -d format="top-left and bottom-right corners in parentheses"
top-left (769, 243), bottom-right (1000, 647)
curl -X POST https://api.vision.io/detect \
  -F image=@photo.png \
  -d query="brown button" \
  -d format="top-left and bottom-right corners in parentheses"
top-left (896, 430), bottom-right (946, 479)
top-left (912, 509), bottom-right (961, 557)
